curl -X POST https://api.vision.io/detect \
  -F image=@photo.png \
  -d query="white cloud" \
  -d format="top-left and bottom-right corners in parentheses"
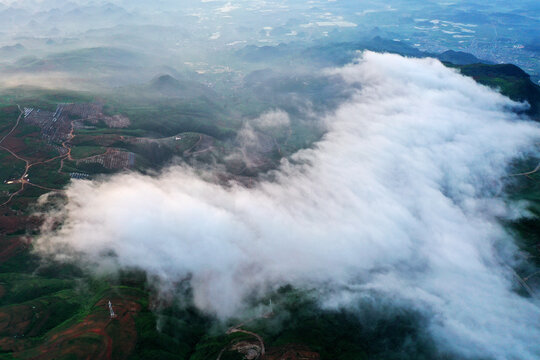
top-left (301, 20), bottom-right (357, 28)
top-left (36, 52), bottom-right (540, 359)
top-left (251, 109), bottom-right (290, 130)
top-left (216, 1), bottom-right (238, 13)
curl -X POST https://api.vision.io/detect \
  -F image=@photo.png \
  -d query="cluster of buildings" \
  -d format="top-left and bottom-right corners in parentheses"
top-left (24, 105), bottom-right (71, 144)
top-left (69, 172), bottom-right (90, 179)
top-left (77, 150), bottom-right (135, 170)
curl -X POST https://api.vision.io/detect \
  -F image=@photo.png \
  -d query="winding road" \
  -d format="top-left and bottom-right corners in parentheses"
top-left (216, 310), bottom-right (274, 360)
top-left (511, 162), bottom-right (540, 178)
top-left (0, 106), bottom-right (68, 207)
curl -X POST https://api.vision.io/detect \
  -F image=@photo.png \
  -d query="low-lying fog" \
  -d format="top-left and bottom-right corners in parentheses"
top-left (36, 52), bottom-right (540, 359)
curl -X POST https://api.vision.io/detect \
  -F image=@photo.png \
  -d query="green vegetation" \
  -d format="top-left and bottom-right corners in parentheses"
top-left (134, 301), bottom-right (207, 357)
top-left (0, 183), bottom-right (21, 194)
top-left (0, 274), bottom-right (74, 306)
top-left (104, 99), bottom-right (237, 140)
top-left (121, 132), bottom-right (202, 168)
top-left (505, 157), bottom-right (540, 269)
top-left (0, 106), bottom-right (20, 134)
top-left (0, 152), bottom-right (25, 182)
top-left (0, 244), bottom-right (178, 359)
top-left (0, 87), bottom-right (94, 111)
top-left (42, 47), bottom-right (145, 72)
top-left (69, 146), bottom-right (107, 160)
top-left (74, 128), bottom-right (147, 137)
top-left (185, 286), bottom-right (447, 360)
top-left (27, 160), bottom-right (70, 188)
top-left (455, 63), bottom-right (540, 119)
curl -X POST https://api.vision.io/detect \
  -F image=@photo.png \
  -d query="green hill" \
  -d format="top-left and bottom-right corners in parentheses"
top-left (15, 47), bottom-right (146, 72)
top-left (456, 63), bottom-right (540, 119)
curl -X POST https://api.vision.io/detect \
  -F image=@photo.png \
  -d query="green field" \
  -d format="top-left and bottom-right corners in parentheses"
top-left (69, 146), bottom-right (107, 160)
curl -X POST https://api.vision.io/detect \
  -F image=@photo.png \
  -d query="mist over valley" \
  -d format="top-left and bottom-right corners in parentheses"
top-left (0, 1), bottom-right (539, 359)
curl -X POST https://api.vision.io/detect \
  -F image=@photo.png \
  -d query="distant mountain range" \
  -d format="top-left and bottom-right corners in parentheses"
top-left (237, 36), bottom-right (491, 67)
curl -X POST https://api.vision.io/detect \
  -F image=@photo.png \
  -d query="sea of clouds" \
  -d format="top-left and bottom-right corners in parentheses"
top-left (36, 52), bottom-right (540, 359)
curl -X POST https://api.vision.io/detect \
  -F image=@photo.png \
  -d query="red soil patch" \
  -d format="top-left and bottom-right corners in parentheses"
top-left (0, 336), bottom-right (31, 353)
top-left (13, 295), bottom-right (143, 360)
top-left (1, 133), bottom-right (30, 155)
top-left (264, 344), bottom-right (320, 360)
top-left (0, 304), bottom-right (35, 336)
top-left (0, 237), bottom-right (29, 263)
top-left (0, 215), bottom-right (28, 234)
top-left (2, 128), bottom-right (52, 162)
top-left (0, 213), bottom-right (41, 234)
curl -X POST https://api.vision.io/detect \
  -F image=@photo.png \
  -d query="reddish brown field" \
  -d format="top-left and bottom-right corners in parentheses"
top-left (8, 296), bottom-right (142, 360)
top-left (264, 344), bottom-right (320, 360)
top-left (2, 129), bottom-right (50, 162)
top-left (0, 336), bottom-right (31, 353)
top-left (0, 215), bottom-right (27, 234)
top-left (0, 304), bottom-right (39, 336)
top-left (0, 237), bottom-right (29, 263)
top-left (72, 134), bottom-right (124, 147)
top-left (1, 134), bottom-right (27, 154)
